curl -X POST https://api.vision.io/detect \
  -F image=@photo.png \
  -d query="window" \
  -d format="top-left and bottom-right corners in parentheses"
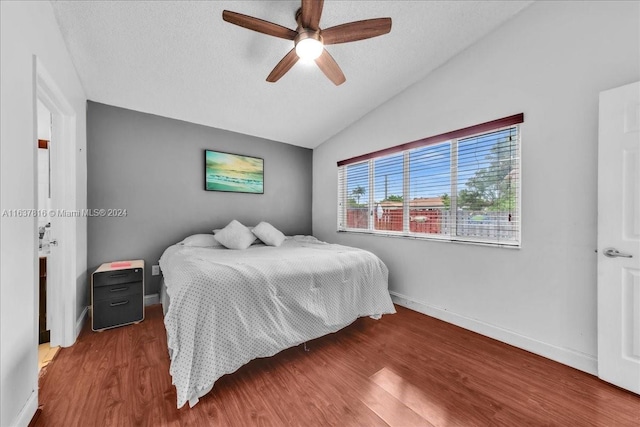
top-left (337, 114), bottom-right (522, 247)
top-left (344, 161), bottom-right (369, 230)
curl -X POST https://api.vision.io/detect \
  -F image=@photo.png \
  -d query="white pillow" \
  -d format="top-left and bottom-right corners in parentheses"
top-left (214, 226), bottom-right (262, 244)
top-left (252, 221), bottom-right (286, 247)
top-left (179, 234), bottom-right (223, 247)
top-left (214, 220), bottom-right (256, 250)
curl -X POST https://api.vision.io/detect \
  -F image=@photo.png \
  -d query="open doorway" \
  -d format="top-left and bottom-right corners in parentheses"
top-left (36, 99), bottom-right (60, 371)
top-left (35, 58), bottom-right (79, 353)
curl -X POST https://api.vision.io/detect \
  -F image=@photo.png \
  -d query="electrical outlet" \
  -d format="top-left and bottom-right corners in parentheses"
top-left (152, 265), bottom-right (160, 276)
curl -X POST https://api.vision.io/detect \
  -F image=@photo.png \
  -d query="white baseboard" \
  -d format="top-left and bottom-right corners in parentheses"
top-left (389, 291), bottom-right (598, 376)
top-left (144, 293), bottom-right (160, 306)
top-left (75, 306), bottom-right (88, 339)
top-left (11, 389), bottom-right (37, 427)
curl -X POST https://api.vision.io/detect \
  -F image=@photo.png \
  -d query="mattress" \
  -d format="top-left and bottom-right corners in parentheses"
top-left (159, 235), bottom-right (396, 408)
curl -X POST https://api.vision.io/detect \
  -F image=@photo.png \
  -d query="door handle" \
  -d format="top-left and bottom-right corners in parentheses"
top-left (603, 248), bottom-right (633, 258)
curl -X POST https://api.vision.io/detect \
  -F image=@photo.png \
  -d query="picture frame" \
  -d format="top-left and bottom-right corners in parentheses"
top-left (204, 150), bottom-right (264, 194)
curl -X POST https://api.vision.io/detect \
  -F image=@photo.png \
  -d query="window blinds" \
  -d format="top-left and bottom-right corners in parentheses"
top-left (337, 114), bottom-right (522, 246)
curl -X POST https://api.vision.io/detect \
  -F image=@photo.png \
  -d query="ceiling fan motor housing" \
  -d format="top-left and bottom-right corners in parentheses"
top-left (295, 30), bottom-right (323, 48)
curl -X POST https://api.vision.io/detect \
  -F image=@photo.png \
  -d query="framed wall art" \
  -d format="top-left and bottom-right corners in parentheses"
top-left (205, 150), bottom-right (264, 194)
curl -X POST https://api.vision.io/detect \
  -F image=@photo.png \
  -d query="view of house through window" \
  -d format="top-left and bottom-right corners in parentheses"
top-left (338, 118), bottom-right (521, 246)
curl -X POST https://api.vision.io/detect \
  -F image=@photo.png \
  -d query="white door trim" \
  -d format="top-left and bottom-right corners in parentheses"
top-left (35, 57), bottom-right (78, 348)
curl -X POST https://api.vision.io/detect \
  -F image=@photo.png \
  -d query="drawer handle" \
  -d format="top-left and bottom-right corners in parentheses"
top-left (110, 287), bottom-right (128, 292)
top-left (109, 273), bottom-right (128, 278)
top-left (110, 300), bottom-right (129, 307)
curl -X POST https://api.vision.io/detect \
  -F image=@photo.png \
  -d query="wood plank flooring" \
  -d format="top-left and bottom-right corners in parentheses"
top-left (36, 304), bottom-right (640, 426)
top-left (38, 343), bottom-right (60, 372)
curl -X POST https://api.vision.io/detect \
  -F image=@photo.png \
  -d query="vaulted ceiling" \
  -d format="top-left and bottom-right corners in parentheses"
top-left (51, 1), bottom-right (532, 148)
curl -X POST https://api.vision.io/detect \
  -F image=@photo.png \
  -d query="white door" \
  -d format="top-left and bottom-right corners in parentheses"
top-left (598, 81), bottom-right (640, 394)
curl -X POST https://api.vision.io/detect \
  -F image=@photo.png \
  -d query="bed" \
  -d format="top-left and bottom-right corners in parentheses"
top-left (159, 234), bottom-right (396, 408)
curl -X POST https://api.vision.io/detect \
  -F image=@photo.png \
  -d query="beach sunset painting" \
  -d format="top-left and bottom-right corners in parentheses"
top-left (205, 150), bottom-right (264, 194)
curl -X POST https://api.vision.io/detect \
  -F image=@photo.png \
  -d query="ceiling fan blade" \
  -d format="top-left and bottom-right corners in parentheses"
top-left (266, 49), bottom-right (300, 83)
top-left (322, 18), bottom-right (392, 45)
top-left (315, 49), bottom-right (346, 86)
top-left (301, 0), bottom-right (324, 30)
top-left (222, 10), bottom-right (297, 40)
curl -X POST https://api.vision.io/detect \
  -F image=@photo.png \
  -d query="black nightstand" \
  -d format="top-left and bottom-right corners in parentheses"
top-left (91, 260), bottom-right (144, 331)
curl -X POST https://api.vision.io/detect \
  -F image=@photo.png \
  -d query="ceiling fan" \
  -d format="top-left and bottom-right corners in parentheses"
top-left (222, 0), bottom-right (392, 86)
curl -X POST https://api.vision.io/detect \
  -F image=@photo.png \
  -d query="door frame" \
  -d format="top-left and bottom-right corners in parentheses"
top-left (35, 56), bottom-right (78, 348)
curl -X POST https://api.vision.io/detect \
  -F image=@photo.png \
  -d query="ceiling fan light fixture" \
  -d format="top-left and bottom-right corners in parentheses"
top-left (295, 32), bottom-right (323, 60)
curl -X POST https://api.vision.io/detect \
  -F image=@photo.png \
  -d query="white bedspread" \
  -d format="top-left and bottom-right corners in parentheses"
top-left (159, 236), bottom-right (395, 408)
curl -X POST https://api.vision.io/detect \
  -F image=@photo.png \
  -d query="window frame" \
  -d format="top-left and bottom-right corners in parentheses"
top-left (337, 114), bottom-right (523, 248)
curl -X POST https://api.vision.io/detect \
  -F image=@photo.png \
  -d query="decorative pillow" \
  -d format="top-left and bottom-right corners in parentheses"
top-left (214, 226), bottom-right (262, 244)
top-left (179, 234), bottom-right (223, 247)
top-left (213, 220), bottom-right (256, 250)
top-left (252, 221), bottom-right (286, 247)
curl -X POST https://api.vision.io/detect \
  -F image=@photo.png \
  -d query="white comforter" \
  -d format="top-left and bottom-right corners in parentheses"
top-left (159, 236), bottom-right (395, 408)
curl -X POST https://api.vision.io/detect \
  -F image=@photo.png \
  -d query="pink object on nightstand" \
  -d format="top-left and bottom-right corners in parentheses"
top-left (110, 261), bottom-right (131, 268)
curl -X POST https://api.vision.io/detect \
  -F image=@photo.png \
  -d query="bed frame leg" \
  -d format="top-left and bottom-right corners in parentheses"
top-left (303, 342), bottom-right (310, 352)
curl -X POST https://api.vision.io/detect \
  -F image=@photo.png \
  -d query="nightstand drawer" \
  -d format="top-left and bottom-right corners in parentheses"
top-left (93, 281), bottom-right (142, 302)
top-left (93, 268), bottom-right (143, 287)
top-left (92, 293), bottom-right (143, 331)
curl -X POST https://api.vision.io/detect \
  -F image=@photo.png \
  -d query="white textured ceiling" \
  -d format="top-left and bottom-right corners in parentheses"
top-left (51, 1), bottom-right (532, 149)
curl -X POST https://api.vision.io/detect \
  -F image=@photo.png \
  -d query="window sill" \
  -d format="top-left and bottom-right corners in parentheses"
top-left (336, 229), bottom-right (520, 249)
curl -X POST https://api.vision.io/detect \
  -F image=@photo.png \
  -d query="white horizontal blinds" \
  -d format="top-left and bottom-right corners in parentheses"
top-left (336, 114), bottom-right (523, 246)
top-left (408, 142), bottom-right (452, 236)
top-left (373, 153), bottom-right (404, 231)
top-left (337, 166), bottom-right (346, 229)
top-left (339, 161), bottom-right (370, 230)
top-left (455, 125), bottom-right (519, 243)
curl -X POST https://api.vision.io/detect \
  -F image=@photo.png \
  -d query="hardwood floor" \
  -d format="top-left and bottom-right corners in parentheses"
top-left (36, 304), bottom-right (639, 426)
top-left (38, 343), bottom-right (60, 372)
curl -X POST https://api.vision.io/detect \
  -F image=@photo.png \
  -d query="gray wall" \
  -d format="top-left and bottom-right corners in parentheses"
top-left (87, 102), bottom-right (312, 297)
